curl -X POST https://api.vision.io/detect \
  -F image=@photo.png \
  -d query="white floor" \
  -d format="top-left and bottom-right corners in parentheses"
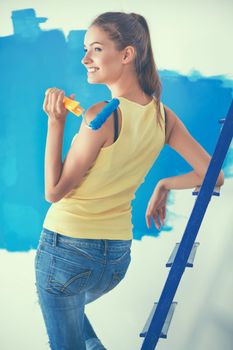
top-left (0, 179), bottom-right (232, 350)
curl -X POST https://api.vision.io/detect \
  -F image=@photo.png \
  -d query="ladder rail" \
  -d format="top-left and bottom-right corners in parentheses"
top-left (141, 99), bottom-right (233, 350)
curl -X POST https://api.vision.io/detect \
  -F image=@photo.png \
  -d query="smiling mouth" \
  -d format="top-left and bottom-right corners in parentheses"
top-left (87, 67), bottom-right (100, 74)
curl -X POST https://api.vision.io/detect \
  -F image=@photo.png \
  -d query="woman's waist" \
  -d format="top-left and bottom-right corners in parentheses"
top-left (40, 227), bottom-right (132, 249)
top-left (51, 199), bottom-right (132, 217)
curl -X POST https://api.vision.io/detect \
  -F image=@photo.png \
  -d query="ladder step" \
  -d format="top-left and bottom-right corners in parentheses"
top-left (166, 242), bottom-right (200, 267)
top-left (140, 302), bottom-right (177, 339)
top-left (192, 185), bottom-right (220, 196)
top-left (218, 118), bottom-right (226, 124)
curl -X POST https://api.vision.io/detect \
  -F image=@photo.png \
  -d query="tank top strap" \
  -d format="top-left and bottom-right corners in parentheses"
top-left (164, 106), bottom-right (167, 125)
top-left (163, 104), bottom-right (167, 138)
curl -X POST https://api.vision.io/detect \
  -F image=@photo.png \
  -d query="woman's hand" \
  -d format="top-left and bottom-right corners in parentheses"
top-left (145, 181), bottom-right (170, 230)
top-left (43, 87), bottom-right (75, 124)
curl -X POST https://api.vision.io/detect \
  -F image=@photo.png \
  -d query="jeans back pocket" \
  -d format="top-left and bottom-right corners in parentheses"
top-left (47, 255), bottom-right (92, 296)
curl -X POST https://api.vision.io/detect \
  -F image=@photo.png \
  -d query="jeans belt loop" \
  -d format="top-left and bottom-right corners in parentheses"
top-left (53, 231), bottom-right (58, 247)
top-left (103, 240), bottom-right (108, 256)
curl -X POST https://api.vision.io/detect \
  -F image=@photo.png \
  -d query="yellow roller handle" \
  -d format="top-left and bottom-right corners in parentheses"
top-left (63, 96), bottom-right (84, 116)
top-left (45, 88), bottom-right (84, 116)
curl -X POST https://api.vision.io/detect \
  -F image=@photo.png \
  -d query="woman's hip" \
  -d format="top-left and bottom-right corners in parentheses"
top-left (34, 227), bottom-right (132, 296)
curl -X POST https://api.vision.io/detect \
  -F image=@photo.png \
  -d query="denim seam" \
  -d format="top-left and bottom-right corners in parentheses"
top-left (48, 257), bottom-right (92, 294)
top-left (59, 241), bottom-right (130, 251)
top-left (42, 251), bottom-right (54, 292)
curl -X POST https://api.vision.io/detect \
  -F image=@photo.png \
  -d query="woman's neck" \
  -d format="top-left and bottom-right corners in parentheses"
top-left (107, 69), bottom-right (151, 105)
top-left (111, 87), bottom-right (151, 105)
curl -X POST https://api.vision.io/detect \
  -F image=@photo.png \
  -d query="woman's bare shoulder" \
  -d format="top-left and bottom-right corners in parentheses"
top-left (84, 101), bottom-right (108, 123)
top-left (163, 105), bottom-right (179, 144)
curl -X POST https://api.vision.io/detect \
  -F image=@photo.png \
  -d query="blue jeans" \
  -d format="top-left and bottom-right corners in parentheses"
top-left (34, 227), bottom-right (132, 350)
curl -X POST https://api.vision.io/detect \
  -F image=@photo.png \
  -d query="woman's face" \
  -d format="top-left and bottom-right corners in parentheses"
top-left (82, 25), bottom-right (126, 85)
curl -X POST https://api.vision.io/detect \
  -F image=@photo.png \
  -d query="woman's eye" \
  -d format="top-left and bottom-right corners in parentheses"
top-left (83, 47), bottom-right (102, 53)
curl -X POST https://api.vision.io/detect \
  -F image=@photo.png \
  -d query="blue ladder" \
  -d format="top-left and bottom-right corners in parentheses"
top-left (140, 99), bottom-right (233, 349)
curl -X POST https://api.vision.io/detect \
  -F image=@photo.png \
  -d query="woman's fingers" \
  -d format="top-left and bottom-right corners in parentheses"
top-left (145, 185), bottom-right (169, 230)
top-left (146, 213), bottom-right (151, 229)
top-left (57, 90), bottom-right (65, 114)
top-left (43, 88), bottom-right (68, 120)
top-left (51, 89), bottom-right (58, 113)
top-left (46, 88), bottom-right (55, 113)
top-left (158, 207), bottom-right (164, 226)
top-left (162, 206), bottom-right (166, 224)
top-left (158, 207), bottom-right (166, 227)
top-left (43, 93), bottom-right (49, 113)
top-left (69, 93), bottom-right (75, 100)
top-left (146, 207), bottom-right (165, 230)
top-left (43, 87), bottom-right (55, 113)
top-left (152, 213), bottom-right (159, 230)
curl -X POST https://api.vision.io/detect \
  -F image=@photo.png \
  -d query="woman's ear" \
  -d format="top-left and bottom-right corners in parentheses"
top-left (122, 46), bottom-right (136, 64)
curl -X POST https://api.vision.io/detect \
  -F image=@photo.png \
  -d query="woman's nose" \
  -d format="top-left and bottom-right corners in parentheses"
top-left (81, 52), bottom-right (93, 65)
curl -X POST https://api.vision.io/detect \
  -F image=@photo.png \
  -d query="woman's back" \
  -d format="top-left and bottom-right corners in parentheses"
top-left (42, 97), bottom-right (166, 240)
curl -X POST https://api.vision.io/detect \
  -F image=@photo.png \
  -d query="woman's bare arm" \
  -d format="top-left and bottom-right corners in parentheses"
top-left (160, 106), bottom-right (224, 190)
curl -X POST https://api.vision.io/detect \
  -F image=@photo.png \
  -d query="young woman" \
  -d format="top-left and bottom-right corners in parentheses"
top-left (35, 11), bottom-right (224, 350)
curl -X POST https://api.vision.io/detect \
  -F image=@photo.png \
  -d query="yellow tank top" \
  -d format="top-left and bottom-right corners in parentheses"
top-left (43, 96), bottom-right (166, 240)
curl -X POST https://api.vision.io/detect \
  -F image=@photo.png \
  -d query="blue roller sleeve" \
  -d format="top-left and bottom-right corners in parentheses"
top-left (89, 98), bottom-right (120, 130)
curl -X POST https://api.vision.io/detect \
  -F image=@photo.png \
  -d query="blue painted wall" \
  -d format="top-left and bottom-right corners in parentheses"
top-left (0, 9), bottom-right (232, 251)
